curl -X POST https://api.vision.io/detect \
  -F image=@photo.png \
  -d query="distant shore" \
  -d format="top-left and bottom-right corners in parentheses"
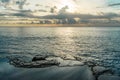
top-left (0, 23), bottom-right (120, 27)
top-left (0, 24), bottom-right (86, 27)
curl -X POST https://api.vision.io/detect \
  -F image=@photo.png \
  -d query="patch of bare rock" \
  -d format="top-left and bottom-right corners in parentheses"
top-left (7, 54), bottom-right (120, 80)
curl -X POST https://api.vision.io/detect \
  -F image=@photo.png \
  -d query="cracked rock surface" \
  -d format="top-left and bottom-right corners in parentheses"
top-left (7, 54), bottom-right (120, 80)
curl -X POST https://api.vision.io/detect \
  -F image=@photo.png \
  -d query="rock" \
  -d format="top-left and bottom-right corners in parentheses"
top-left (84, 61), bottom-right (96, 67)
top-left (32, 54), bottom-right (58, 61)
top-left (32, 55), bottom-right (47, 61)
top-left (98, 75), bottom-right (120, 80)
top-left (11, 59), bottom-right (59, 68)
top-left (92, 66), bottom-right (113, 80)
top-left (74, 65), bottom-right (95, 80)
top-left (60, 54), bottom-right (76, 60)
top-left (8, 54), bottom-right (85, 68)
top-left (22, 60), bottom-right (60, 68)
top-left (9, 56), bottom-right (60, 68)
top-left (46, 57), bottom-right (84, 67)
top-left (93, 66), bottom-right (111, 75)
top-left (73, 55), bottom-right (82, 61)
top-left (60, 60), bottom-right (84, 67)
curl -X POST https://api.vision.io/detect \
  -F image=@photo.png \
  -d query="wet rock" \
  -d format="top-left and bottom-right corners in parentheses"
top-left (25, 60), bottom-right (60, 68)
top-left (32, 55), bottom-right (47, 61)
top-left (60, 54), bottom-right (76, 60)
top-left (71, 65), bottom-right (95, 80)
top-left (8, 55), bottom-right (60, 68)
top-left (84, 61), bottom-right (97, 67)
top-left (9, 54), bottom-right (84, 68)
top-left (7, 54), bottom-right (120, 80)
top-left (32, 54), bottom-right (58, 61)
top-left (92, 66), bottom-right (113, 80)
top-left (93, 66), bottom-right (111, 75)
top-left (46, 57), bottom-right (84, 67)
top-left (9, 57), bottom-right (60, 68)
top-left (98, 75), bottom-right (120, 80)
top-left (73, 55), bottom-right (82, 61)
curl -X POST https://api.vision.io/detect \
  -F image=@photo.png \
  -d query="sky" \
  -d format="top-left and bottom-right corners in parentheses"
top-left (0, 0), bottom-right (120, 21)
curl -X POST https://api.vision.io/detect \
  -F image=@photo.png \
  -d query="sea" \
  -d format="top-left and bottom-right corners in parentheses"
top-left (0, 27), bottom-right (120, 79)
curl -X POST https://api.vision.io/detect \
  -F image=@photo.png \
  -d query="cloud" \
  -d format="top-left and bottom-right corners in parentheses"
top-left (0, 8), bottom-right (34, 17)
top-left (41, 12), bottom-right (120, 20)
top-left (50, 5), bottom-right (70, 14)
top-left (8, 11), bottom-right (34, 17)
top-left (45, 6), bottom-right (50, 8)
top-left (0, 0), bottom-right (120, 21)
top-left (59, 6), bottom-right (69, 14)
top-left (108, 3), bottom-right (120, 7)
top-left (0, 0), bottom-right (27, 10)
top-left (0, 0), bottom-right (10, 8)
top-left (38, 9), bottom-right (47, 12)
top-left (12, 13), bottom-right (34, 17)
top-left (16, 0), bottom-right (27, 9)
top-left (0, 13), bottom-right (6, 16)
top-left (35, 4), bottom-right (43, 7)
top-left (0, 0), bottom-right (10, 3)
top-left (34, 9), bottom-right (47, 12)
top-left (50, 6), bottom-right (57, 13)
top-left (72, 0), bottom-right (77, 3)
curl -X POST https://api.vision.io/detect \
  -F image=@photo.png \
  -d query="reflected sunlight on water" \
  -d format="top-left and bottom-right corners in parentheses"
top-left (0, 27), bottom-right (120, 74)
top-left (53, 28), bottom-right (77, 56)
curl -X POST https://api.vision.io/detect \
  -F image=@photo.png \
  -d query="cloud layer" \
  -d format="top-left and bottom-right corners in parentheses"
top-left (0, 0), bottom-right (120, 25)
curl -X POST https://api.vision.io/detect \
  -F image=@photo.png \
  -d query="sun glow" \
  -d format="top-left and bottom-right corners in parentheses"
top-left (57, 0), bottom-right (77, 13)
top-left (66, 3), bottom-right (76, 13)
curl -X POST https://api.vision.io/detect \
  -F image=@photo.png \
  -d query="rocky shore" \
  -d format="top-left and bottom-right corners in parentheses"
top-left (7, 54), bottom-right (120, 80)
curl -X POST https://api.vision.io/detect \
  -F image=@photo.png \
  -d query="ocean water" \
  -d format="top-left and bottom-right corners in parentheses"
top-left (0, 27), bottom-right (120, 75)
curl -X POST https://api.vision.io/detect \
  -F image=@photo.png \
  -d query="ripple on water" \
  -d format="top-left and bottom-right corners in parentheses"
top-left (0, 27), bottom-right (120, 74)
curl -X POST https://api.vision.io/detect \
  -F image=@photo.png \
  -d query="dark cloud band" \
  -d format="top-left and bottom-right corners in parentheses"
top-left (108, 3), bottom-right (120, 7)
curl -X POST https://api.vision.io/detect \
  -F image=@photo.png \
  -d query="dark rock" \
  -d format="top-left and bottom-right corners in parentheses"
top-left (73, 55), bottom-right (82, 61)
top-left (7, 54), bottom-right (61, 68)
top-left (23, 60), bottom-right (60, 68)
top-left (92, 66), bottom-right (113, 80)
top-left (46, 57), bottom-right (84, 67)
top-left (9, 57), bottom-right (60, 68)
top-left (8, 54), bottom-right (85, 68)
top-left (32, 55), bottom-right (47, 61)
top-left (98, 75), bottom-right (120, 80)
top-left (71, 65), bottom-right (95, 80)
top-left (60, 54), bottom-right (76, 60)
top-left (32, 54), bottom-right (58, 61)
top-left (93, 66), bottom-right (111, 75)
top-left (84, 61), bottom-right (97, 67)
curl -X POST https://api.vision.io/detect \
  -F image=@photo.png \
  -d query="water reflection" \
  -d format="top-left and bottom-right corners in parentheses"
top-left (0, 27), bottom-right (120, 76)
top-left (53, 28), bottom-right (78, 56)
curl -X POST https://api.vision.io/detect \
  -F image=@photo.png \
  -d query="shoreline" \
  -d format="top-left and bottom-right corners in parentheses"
top-left (0, 55), bottom-right (120, 80)
top-left (0, 23), bottom-right (120, 27)
top-left (0, 24), bottom-right (86, 27)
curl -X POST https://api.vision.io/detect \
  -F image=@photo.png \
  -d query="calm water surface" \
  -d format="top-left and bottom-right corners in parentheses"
top-left (0, 27), bottom-right (120, 75)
